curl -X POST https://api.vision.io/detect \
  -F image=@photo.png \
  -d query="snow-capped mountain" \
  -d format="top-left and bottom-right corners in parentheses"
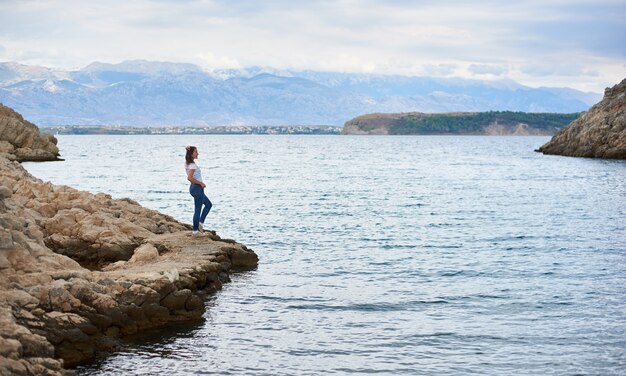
top-left (0, 60), bottom-right (601, 126)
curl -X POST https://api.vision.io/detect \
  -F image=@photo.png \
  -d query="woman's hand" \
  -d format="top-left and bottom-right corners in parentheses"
top-left (201, 183), bottom-right (206, 188)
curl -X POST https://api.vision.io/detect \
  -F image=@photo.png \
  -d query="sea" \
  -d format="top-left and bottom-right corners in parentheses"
top-left (23, 135), bottom-right (626, 375)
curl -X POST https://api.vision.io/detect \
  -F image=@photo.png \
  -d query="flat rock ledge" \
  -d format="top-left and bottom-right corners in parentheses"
top-left (537, 78), bottom-right (626, 159)
top-left (0, 156), bottom-right (258, 375)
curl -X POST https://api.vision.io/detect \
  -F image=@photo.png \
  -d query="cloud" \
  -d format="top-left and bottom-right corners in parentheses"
top-left (195, 52), bottom-right (241, 70)
top-left (518, 57), bottom-right (604, 80)
top-left (422, 64), bottom-right (458, 76)
top-left (519, 2), bottom-right (626, 58)
top-left (469, 64), bottom-right (507, 76)
top-left (0, 0), bottom-right (623, 91)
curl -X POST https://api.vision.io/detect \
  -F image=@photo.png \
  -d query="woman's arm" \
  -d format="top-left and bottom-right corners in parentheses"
top-left (187, 169), bottom-right (206, 188)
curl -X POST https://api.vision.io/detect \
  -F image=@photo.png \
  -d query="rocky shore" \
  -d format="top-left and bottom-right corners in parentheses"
top-left (0, 104), bottom-right (258, 375)
top-left (537, 78), bottom-right (626, 159)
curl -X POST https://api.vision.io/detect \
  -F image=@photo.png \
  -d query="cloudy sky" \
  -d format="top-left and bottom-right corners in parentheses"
top-left (0, 0), bottom-right (624, 92)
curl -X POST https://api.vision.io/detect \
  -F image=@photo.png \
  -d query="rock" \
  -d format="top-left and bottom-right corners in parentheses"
top-left (0, 338), bottom-right (21, 358)
top-left (129, 243), bottom-right (159, 263)
top-left (0, 185), bottom-right (12, 199)
top-left (222, 245), bottom-right (260, 269)
top-left (161, 289), bottom-right (192, 311)
top-left (0, 104), bottom-right (259, 372)
top-left (537, 78), bottom-right (626, 159)
top-left (0, 230), bottom-right (13, 250)
top-left (0, 103), bottom-right (60, 162)
top-left (0, 140), bottom-right (15, 154)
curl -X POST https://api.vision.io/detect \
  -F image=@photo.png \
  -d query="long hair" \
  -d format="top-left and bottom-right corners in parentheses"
top-left (185, 146), bottom-right (197, 165)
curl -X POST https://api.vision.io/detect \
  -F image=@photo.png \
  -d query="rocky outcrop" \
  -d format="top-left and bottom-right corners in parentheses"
top-left (0, 106), bottom-right (258, 375)
top-left (537, 79), bottom-right (626, 159)
top-left (0, 103), bottom-right (60, 162)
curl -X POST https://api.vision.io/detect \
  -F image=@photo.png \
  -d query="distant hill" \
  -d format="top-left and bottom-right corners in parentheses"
top-left (341, 111), bottom-right (580, 135)
top-left (0, 60), bottom-right (600, 126)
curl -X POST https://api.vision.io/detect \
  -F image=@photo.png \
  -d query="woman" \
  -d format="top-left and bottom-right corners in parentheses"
top-left (185, 146), bottom-right (212, 234)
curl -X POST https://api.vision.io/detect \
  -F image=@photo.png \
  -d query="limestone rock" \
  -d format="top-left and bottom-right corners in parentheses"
top-left (537, 78), bottom-right (626, 159)
top-left (129, 243), bottom-right (159, 263)
top-left (0, 103), bottom-right (60, 162)
top-left (0, 104), bottom-right (259, 372)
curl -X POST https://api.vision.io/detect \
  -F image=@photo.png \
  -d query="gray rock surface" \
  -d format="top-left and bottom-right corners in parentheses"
top-left (0, 105), bottom-right (258, 375)
top-left (537, 78), bottom-right (626, 159)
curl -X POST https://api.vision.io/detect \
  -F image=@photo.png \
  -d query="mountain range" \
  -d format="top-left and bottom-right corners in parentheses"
top-left (0, 60), bottom-right (601, 126)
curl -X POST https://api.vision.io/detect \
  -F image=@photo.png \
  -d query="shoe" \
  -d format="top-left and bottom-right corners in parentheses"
top-left (198, 223), bottom-right (204, 232)
top-left (192, 230), bottom-right (199, 235)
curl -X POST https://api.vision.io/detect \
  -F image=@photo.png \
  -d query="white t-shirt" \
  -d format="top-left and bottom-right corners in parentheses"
top-left (185, 162), bottom-right (203, 183)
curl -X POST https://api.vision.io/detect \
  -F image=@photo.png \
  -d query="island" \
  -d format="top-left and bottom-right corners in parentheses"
top-left (341, 111), bottom-right (580, 135)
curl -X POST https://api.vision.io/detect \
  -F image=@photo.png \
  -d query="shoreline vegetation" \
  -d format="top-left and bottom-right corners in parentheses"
top-left (341, 111), bottom-right (580, 135)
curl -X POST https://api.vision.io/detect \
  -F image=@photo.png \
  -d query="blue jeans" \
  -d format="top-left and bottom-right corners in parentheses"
top-left (189, 184), bottom-right (212, 231)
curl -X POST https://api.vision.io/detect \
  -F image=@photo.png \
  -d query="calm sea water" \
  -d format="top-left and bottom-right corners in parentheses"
top-left (24, 135), bottom-right (626, 375)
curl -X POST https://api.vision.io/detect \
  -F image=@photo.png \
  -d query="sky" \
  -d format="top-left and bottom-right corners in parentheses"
top-left (0, 0), bottom-right (624, 92)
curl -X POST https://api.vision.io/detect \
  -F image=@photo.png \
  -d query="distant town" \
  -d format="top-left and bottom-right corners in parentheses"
top-left (40, 125), bottom-right (342, 135)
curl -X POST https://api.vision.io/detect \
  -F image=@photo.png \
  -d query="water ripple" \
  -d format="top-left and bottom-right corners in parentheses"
top-left (25, 135), bottom-right (626, 376)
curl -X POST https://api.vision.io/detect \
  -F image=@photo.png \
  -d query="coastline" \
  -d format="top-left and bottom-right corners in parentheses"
top-left (0, 104), bottom-right (258, 375)
top-left (40, 125), bottom-right (341, 136)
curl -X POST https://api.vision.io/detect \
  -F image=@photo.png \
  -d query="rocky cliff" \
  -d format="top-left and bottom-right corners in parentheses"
top-left (0, 103), bottom-right (60, 162)
top-left (0, 106), bottom-right (258, 375)
top-left (537, 78), bottom-right (626, 158)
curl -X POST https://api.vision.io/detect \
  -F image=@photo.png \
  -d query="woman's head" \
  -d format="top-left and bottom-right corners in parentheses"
top-left (185, 146), bottom-right (198, 164)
